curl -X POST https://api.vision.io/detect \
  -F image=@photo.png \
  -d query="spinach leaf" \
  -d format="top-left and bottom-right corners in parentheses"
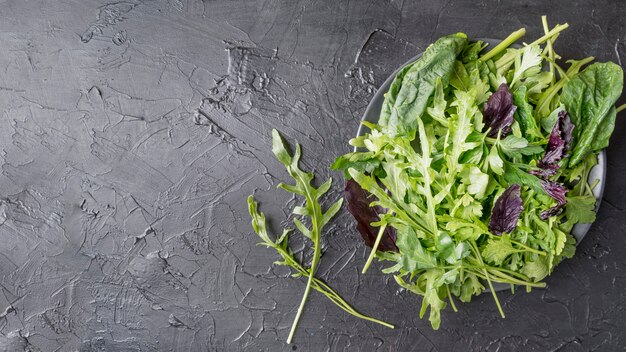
top-left (379, 33), bottom-right (467, 139)
top-left (561, 62), bottom-right (624, 166)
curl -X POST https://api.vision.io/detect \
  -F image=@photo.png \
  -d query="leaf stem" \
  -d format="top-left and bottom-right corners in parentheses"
top-left (362, 223), bottom-right (388, 274)
top-left (274, 246), bottom-right (394, 328)
top-left (287, 182), bottom-right (322, 344)
top-left (446, 285), bottom-right (458, 313)
top-left (528, 23), bottom-right (569, 47)
top-left (470, 241), bottom-right (505, 318)
top-left (480, 28), bottom-right (526, 62)
top-left (286, 253), bottom-right (317, 343)
top-left (541, 16), bottom-right (556, 84)
top-left (617, 103), bottom-right (626, 113)
top-left (512, 241), bottom-right (547, 256)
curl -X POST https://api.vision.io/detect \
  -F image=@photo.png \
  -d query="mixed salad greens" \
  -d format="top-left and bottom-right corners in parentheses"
top-left (248, 17), bottom-right (625, 341)
top-left (332, 17), bottom-right (623, 329)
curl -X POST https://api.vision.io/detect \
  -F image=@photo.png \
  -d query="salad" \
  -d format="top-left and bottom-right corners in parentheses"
top-left (332, 17), bottom-right (623, 329)
top-left (247, 17), bottom-right (624, 342)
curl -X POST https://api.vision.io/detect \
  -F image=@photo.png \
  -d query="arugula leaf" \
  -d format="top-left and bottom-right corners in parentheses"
top-left (420, 269), bottom-right (447, 330)
top-left (396, 227), bottom-right (438, 272)
top-left (459, 274), bottom-right (484, 302)
top-left (271, 129), bottom-right (378, 342)
top-left (535, 57), bottom-right (594, 119)
top-left (331, 151), bottom-right (380, 178)
top-left (247, 196), bottom-right (394, 339)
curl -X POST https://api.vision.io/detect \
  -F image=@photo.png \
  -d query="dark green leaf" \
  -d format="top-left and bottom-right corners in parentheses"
top-left (503, 162), bottom-right (545, 194)
top-left (379, 33), bottom-right (468, 138)
top-left (512, 85), bottom-right (542, 140)
top-left (561, 62), bottom-right (623, 166)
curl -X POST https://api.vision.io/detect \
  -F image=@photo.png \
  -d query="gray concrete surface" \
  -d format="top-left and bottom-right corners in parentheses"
top-left (0, 0), bottom-right (624, 351)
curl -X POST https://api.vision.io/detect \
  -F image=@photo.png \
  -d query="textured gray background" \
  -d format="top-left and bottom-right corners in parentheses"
top-left (0, 0), bottom-right (624, 351)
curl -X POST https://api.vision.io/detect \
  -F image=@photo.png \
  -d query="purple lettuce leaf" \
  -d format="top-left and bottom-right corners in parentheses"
top-left (533, 110), bottom-right (575, 177)
top-left (483, 83), bottom-right (517, 138)
top-left (539, 180), bottom-right (568, 219)
top-left (489, 184), bottom-right (523, 235)
top-left (345, 179), bottom-right (398, 252)
top-left (529, 163), bottom-right (559, 179)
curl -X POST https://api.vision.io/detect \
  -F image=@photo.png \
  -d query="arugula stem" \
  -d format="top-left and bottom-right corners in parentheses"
top-left (539, 54), bottom-right (568, 79)
top-left (446, 285), bottom-right (458, 312)
top-left (511, 242), bottom-right (547, 256)
top-left (362, 223), bottom-right (388, 274)
top-left (541, 16), bottom-right (556, 83)
top-left (469, 241), bottom-right (505, 318)
top-left (528, 23), bottom-right (569, 47)
top-left (535, 56), bottom-right (593, 117)
top-left (492, 23), bottom-right (569, 77)
top-left (617, 103), bottom-right (626, 113)
top-left (275, 247), bottom-right (395, 328)
top-left (484, 234), bottom-right (548, 256)
top-left (287, 172), bottom-right (322, 344)
top-left (488, 270), bottom-right (546, 287)
top-left (479, 28), bottom-right (526, 62)
top-left (286, 252), bottom-right (317, 343)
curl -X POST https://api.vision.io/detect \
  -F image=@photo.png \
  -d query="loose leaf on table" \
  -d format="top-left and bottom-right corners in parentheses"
top-left (379, 33), bottom-right (468, 139)
top-left (247, 196), bottom-right (394, 339)
top-left (561, 62), bottom-right (624, 166)
top-left (271, 129), bottom-right (393, 342)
